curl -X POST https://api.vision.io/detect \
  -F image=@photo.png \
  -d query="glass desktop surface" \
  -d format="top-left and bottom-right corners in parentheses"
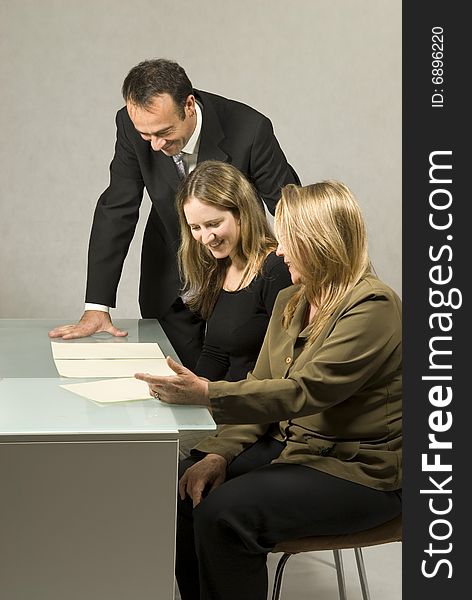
top-left (0, 319), bottom-right (216, 437)
top-left (0, 377), bottom-right (215, 436)
top-left (0, 319), bottom-right (175, 378)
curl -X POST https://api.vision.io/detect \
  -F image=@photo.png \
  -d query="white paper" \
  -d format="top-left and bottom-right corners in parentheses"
top-left (55, 358), bottom-right (174, 378)
top-left (51, 341), bottom-right (165, 359)
top-left (60, 378), bottom-right (156, 403)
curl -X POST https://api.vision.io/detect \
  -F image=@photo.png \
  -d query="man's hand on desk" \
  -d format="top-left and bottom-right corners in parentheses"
top-left (48, 310), bottom-right (128, 340)
top-left (179, 454), bottom-right (227, 507)
top-left (135, 357), bottom-right (210, 407)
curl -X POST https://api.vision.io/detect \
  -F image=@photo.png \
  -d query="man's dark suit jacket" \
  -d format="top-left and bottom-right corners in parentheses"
top-left (86, 90), bottom-right (300, 318)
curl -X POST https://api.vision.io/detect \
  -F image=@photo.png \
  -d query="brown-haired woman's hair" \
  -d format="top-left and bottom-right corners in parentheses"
top-left (177, 161), bottom-right (277, 319)
top-left (274, 180), bottom-right (371, 344)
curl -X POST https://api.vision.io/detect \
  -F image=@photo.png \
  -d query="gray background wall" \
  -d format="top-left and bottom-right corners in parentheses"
top-left (0, 0), bottom-right (401, 319)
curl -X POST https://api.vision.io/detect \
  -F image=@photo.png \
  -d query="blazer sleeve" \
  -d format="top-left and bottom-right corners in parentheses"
top-left (249, 117), bottom-right (300, 215)
top-left (85, 109), bottom-right (145, 307)
top-left (191, 423), bottom-right (271, 464)
top-left (208, 294), bottom-right (402, 425)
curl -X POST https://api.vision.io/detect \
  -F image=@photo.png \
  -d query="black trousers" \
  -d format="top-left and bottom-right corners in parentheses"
top-left (138, 209), bottom-right (205, 370)
top-left (176, 436), bottom-right (402, 600)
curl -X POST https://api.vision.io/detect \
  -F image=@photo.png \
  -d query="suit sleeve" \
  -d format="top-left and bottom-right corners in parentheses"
top-left (85, 110), bottom-right (145, 307)
top-left (208, 296), bottom-right (401, 425)
top-left (249, 117), bottom-right (300, 215)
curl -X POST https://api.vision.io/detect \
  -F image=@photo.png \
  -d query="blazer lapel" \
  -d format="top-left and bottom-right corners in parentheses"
top-left (195, 91), bottom-right (229, 164)
top-left (154, 90), bottom-right (229, 190)
top-left (157, 154), bottom-right (181, 192)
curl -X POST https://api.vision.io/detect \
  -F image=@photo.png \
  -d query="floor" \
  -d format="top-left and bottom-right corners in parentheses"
top-left (175, 541), bottom-right (402, 599)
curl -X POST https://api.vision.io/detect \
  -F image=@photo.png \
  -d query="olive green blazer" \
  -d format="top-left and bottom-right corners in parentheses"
top-left (195, 275), bottom-right (402, 491)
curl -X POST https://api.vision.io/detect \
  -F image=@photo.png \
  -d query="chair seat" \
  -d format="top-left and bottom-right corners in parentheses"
top-left (272, 514), bottom-right (402, 554)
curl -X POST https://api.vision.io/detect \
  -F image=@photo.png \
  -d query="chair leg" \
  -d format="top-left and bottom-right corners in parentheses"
top-left (333, 549), bottom-right (348, 600)
top-left (354, 548), bottom-right (372, 600)
top-left (271, 553), bottom-right (292, 600)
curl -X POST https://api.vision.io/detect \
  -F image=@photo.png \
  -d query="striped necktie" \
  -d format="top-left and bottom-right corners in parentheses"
top-left (172, 152), bottom-right (186, 180)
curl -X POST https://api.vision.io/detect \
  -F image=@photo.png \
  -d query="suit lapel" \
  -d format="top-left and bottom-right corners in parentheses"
top-left (195, 91), bottom-right (229, 164)
top-left (154, 90), bottom-right (229, 191)
top-left (157, 154), bottom-right (181, 192)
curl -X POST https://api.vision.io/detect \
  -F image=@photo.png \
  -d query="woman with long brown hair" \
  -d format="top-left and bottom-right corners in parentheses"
top-left (176, 160), bottom-right (292, 382)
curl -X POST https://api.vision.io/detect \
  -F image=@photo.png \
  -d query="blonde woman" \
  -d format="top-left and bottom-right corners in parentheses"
top-left (176, 160), bottom-right (292, 382)
top-left (136, 180), bottom-right (402, 600)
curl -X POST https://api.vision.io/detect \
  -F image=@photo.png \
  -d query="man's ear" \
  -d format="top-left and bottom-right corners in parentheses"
top-left (185, 95), bottom-right (196, 119)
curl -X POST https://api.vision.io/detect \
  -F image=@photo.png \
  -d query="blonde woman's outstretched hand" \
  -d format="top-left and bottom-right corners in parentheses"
top-left (135, 357), bottom-right (210, 406)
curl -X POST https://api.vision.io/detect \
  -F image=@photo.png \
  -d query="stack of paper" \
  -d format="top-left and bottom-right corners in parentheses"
top-left (51, 341), bottom-right (174, 378)
top-left (51, 341), bottom-right (177, 403)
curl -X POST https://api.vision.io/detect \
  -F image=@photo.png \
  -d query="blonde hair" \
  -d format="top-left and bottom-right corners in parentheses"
top-left (274, 180), bottom-right (371, 344)
top-left (177, 161), bottom-right (277, 319)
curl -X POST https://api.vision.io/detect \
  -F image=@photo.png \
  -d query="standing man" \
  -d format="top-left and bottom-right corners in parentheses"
top-left (49, 59), bottom-right (299, 368)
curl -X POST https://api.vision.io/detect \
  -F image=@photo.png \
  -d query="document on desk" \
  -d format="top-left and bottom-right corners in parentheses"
top-left (51, 342), bottom-right (165, 360)
top-left (54, 358), bottom-right (174, 378)
top-left (50, 341), bottom-right (171, 378)
top-left (60, 377), bottom-right (156, 403)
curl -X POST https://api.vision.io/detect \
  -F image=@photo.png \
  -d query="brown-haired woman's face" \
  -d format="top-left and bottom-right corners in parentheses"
top-left (184, 196), bottom-right (241, 260)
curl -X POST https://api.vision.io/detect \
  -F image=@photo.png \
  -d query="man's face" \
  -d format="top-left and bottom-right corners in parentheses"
top-left (127, 93), bottom-right (196, 156)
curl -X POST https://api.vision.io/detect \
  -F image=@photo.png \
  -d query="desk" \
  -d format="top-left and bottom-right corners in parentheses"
top-left (0, 319), bottom-right (216, 600)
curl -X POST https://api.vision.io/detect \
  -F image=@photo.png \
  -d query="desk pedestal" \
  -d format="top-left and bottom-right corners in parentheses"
top-left (1, 434), bottom-right (178, 600)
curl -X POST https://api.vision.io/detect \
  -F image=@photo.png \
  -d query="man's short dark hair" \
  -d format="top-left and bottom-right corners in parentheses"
top-left (121, 59), bottom-right (193, 119)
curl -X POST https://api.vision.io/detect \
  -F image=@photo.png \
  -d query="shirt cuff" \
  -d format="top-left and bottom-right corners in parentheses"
top-left (84, 303), bottom-right (110, 313)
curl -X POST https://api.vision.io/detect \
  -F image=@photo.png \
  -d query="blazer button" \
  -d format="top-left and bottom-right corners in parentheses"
top-left (319, 445), bottom-right (335, 456)
top-left (285, 357), bottom-right (292, 364)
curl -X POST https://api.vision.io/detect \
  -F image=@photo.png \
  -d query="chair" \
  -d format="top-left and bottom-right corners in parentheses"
top-left (270, 514), bottom-right (402, 600)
